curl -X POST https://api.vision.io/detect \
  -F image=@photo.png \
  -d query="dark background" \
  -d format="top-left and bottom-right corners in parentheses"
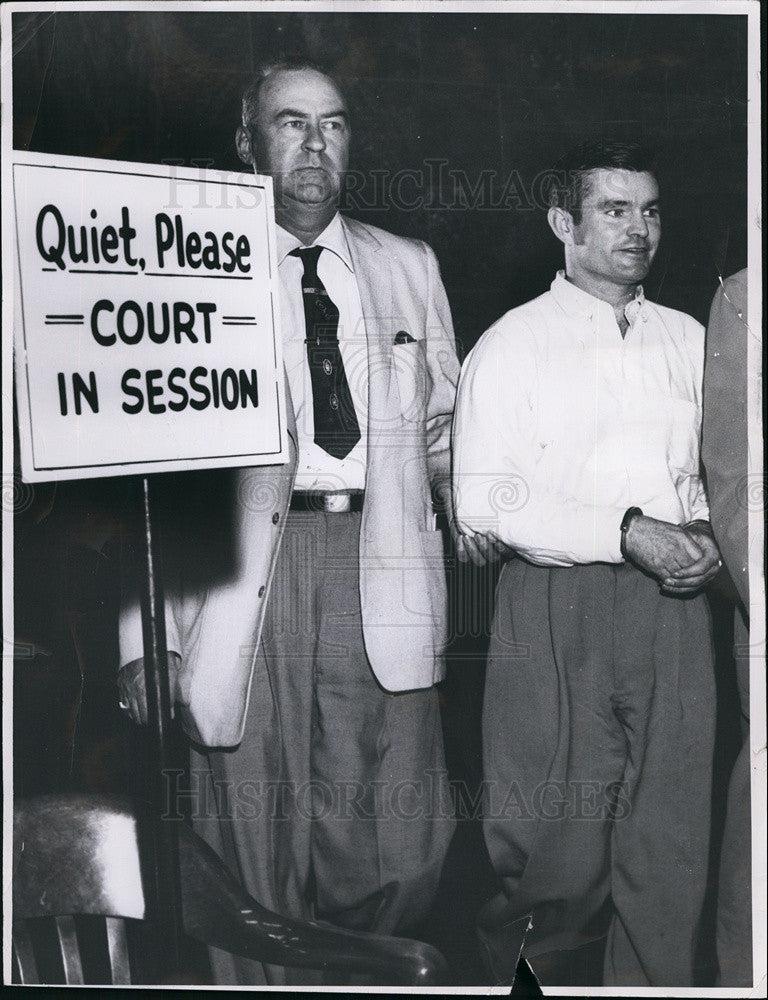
top-left (11, 8), bottom-right (748, 987)
top-left (14, 9), bottom-right (748, 341)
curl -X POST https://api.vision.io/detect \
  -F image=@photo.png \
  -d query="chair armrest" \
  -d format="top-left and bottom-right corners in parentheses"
top-left (177, 823), bottom-right (448, 985)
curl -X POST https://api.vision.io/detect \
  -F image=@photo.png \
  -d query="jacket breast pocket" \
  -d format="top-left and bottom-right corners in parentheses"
top-left (392, 339), bottom-right (428, 423)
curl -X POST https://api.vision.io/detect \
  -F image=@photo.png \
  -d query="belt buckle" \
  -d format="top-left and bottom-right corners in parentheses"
top-left (324, 492), bottom-right (352, 513)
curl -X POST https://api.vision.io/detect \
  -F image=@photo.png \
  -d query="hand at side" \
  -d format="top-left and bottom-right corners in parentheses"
top-left (117, 651), bottom-right (183, 725)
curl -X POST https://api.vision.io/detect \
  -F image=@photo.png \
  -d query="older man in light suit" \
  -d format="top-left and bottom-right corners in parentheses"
top-left (118, 59), bottom-right (482, 984)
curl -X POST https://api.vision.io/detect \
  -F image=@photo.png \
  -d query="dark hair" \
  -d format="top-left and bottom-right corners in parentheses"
top-left (546, 139), bottom-right (659, 223)
top-left (241, 57), bottom-right (336, 129)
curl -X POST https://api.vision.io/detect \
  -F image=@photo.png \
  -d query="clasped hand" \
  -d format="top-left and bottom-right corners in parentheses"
top-left (623, 515), bottom-right (722, 594)
top-left (453, 527), bottom-right (514, 566)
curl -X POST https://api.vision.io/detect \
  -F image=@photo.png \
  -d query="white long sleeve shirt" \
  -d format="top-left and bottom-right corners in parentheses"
top-left (453, 271), bottom-right (709, 566)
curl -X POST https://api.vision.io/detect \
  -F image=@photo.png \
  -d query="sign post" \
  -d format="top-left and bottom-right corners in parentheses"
top-left (12, 151), bottom-right (287, 976)
top-left (137, 472), bottom-right (182, 976)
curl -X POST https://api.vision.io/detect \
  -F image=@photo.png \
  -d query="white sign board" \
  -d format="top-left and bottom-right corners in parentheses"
top-left (12, 151), bottom-right (288, 481)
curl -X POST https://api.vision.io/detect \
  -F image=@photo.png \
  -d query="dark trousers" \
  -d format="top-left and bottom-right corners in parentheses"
top-left (189, 510), bottom-right (454, 984)
top-left (480, 559), bottom-right (716, 987)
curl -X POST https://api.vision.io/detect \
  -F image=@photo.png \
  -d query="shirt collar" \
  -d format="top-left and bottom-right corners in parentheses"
top-left (550, 270), bottom-right (646, 325)
top-left (276, 212), bottom-right (354, 272)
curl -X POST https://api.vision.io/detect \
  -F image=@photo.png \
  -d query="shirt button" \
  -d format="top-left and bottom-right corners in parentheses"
top-left (329, 393), bottom-right (339, 410)
top-left (258, 585), bottom-right (265, 598)
top-left (323, 358), bottom-right (333, 376)
top-left (272, 512), bottom-right (279, 524)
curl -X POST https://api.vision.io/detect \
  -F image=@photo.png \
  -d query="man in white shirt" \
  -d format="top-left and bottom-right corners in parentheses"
top-left (118, 59), bottom-right (484, 984)
top-left (453, 140), bottom-right (722, 987)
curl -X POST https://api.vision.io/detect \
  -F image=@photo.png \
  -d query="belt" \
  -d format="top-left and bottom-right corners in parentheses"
top-left (289, 490), bottom-right (365, 513)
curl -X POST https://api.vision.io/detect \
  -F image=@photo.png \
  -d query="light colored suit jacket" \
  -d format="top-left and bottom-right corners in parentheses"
top-left (701, 270), bottom-right (749, 611)
top-left (119, 216), bottom-right (460, 746)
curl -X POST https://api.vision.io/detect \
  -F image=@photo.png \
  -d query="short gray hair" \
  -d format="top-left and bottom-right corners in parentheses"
top-left (241, 57), bottom-right (330, 129)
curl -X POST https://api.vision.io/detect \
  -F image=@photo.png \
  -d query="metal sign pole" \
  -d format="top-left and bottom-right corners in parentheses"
top-left (137, 474), bottom-right (183, 978)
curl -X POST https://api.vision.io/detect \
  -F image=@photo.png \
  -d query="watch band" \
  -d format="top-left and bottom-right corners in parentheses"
top-left (620, 506), bottom-right (643, 559)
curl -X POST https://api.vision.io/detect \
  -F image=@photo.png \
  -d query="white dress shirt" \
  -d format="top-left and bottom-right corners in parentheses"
top-left (453, 271), bottom-right (709, 566)
top-left (277, 214), bottom-right (368, 491)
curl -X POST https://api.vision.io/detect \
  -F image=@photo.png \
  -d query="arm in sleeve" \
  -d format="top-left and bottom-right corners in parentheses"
top-left (422, 242), bottom-right (460, 496)
top-left (683, 314), bottom-right (711, 525)
top-left (452, 325), bottom-right (626, 566)
top-left (118, 548), bottom-right (205, 737)
top-left (118, 536), bottom-right (183, 671)
top-left (117, 527), bottom-right (201, 715)
top-left (688, 475), bottom-right (710, 524)
top-left (701, 274), bottom-right (749, 606)
top-left (118, 593), bottom-right (183, 671)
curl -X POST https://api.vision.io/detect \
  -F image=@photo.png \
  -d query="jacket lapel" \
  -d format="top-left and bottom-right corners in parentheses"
top-left (341, 216), bottom-right (399, 453)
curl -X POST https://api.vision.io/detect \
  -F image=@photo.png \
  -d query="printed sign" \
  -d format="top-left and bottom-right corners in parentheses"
top-left (13, 152), bottom-right (287, 481)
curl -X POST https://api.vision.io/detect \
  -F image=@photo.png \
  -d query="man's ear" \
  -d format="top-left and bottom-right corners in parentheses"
top-left (236, 125), bottom-right (254, 166)
top-left (547, 206), bottom-right (576, 246)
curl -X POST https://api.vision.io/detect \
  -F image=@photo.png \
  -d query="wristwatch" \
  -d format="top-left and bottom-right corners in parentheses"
top-left (619, 506), bottom-right (643, 559)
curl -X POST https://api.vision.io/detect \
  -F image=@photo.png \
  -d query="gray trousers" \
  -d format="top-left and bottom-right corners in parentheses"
top-left (715, 607), bottom-right (752, 986)
top-left (480, 559), bottom-right (716, 987)
top-left (189, 510), bottom-right (455, 984)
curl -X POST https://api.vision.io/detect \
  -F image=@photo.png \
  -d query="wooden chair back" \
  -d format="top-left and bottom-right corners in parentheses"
top-left (13, 793), bottom-right (447, 985)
